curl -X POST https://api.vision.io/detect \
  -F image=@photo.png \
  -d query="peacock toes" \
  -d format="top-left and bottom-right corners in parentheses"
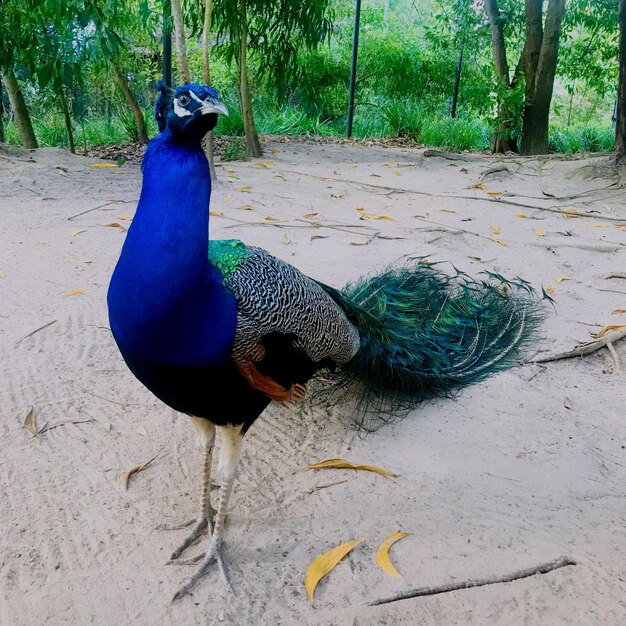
top-left (235, 361), bottom-right (307, 403)
top-left (172, 424), bottom-right (243, 600)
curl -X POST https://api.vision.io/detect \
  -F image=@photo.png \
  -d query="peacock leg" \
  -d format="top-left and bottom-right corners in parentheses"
top-left (172, 424), bottom-right (243, 600)
top-left (166, 418), bottom-right (217, 560)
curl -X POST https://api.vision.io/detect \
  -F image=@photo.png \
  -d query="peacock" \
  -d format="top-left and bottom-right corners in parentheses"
top-left (107, 82), bottom-right (546, 600)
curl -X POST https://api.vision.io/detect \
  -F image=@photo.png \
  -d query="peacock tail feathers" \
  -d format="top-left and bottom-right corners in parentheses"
top-left (319, 261), bottom-right (547, 431)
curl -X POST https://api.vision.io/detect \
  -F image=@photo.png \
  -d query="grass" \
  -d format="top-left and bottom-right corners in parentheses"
top-left (1, 102), bottom-right (615, 155)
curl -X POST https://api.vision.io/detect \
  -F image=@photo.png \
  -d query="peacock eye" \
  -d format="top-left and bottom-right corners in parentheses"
top-left (178, 94), bottom-right (190, 107)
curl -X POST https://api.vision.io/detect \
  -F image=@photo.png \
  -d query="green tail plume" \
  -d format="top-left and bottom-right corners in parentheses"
top-left (320, 261), bottom-right (546, 431)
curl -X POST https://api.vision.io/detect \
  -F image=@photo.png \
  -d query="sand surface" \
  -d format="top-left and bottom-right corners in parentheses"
top-left (1, 140), bottom-right (625, 625)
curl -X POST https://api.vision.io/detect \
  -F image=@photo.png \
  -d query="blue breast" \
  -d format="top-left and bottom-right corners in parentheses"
top-left (107, 131), bottom-right (238, 372)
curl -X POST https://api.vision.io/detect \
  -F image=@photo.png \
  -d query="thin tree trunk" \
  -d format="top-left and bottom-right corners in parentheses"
top-left (2, 68), bottom-right (38, 148)
top-left (171, 0), bottom-right (191, 84)
top-left (239, 1), bottom-right (261, 158)
top-left (202, 0), bottom-right (217, 180)
top-left (58, 82), bottom-right (75, 154)
top-left (521, 0), bottom-right (566, 155)
top-left (0, 74), bottom-right (4, 143)
top-left (484, 0), bottom-right (517, 152)
top-left (616, 0), bottom-right (626, 163)
top-left (111, 63), bottom-right (149, 144)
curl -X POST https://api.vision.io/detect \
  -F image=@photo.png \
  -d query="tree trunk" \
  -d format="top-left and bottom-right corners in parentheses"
top-left (239, 2), bottom-right (261, 158)
top-left (0, 74), bottom-right (4, 143)
top-left (202, 0), bottom-right (217, 180)
top-left (58, 81), bottom-right (76, 154)
top-left (171, 0), bottom-right (191, 84)
top-left (616, 0), bottom-right (626, 163)
top-left (2, 68), bottom-right (38, 148)
top-left (520, 0), bottom-right (566, 155)
top-left (484, 0), bottom-right (517, 152)
top-left (111, 63), bottom-right (149, 144)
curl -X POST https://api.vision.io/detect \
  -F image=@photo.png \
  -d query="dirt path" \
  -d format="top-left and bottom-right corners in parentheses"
top-left (1, 141), bottom-right (625, 625)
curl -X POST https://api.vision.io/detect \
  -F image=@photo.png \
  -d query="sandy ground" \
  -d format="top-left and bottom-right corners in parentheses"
top-left (1, 139), bottom-right (625, 625)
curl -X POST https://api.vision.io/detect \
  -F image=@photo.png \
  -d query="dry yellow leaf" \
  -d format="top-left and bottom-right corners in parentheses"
top-left (305, 537), bottom-right (365, 603)
top-left (514, 213), bottom-right (528, 218)
top-left (555, 276), bottom-right (572, 283)
top-left (118, 455), bottom-right (157, 490)
top-left (227, 178), bottom-right (235, 183)
top-left (611, 309), bottom-right (626, 315)
top-left (103, 222), bottom-right (126, 231)
top-left (209, 211), bottom-right (224, 217)
top-left (308, 458), bottom-right (398, 478)
top-left (535, 228), bottom-right (546, 237)
top-left (439, 208), bottom-right (457, 214)
top-left (63, 289), bottom-right (87, 297)
top-left (261, 216), bottom-right (278, 222)
top-left (235, 185), bottom-right (253, 192)
top-left (545, 286), bottom-right (555, 295)
top-left (136, 424), bottom-right (149, 437)
top-left (488, 237), bottom-right (508, 246)
top-left (69, 229), bottom-right (86, 237)
top-left (255, 162), bottom-right (268, 168)
top-left (585, 222), bottom-right (610, 228)
top-left (356, 207), bottom-right (395, 220)
top-left (90, 163), bottom-right (118, 168)
top-left (561, 208), bottom-right (579, 219)
top-left (471, 182), bottom-right (486, 190)
top-left (58, 170), bottom-right (68, 177)
top-left (0, 270), bottom-right (6, 278)
top-left (393, 171), bottom-right (401, 176)
top-left (240, 204), bottom-right (253, 210)
top-left (115, 214), bottom-right (133, 221)
top-left (24, 406), bottom-right (37, 436)
top-left (487, 190), bottom-right (502, 196)
top-left (375, 531), bottom-right (411, 579)
top-left (74, 255), bottom-right (92, 264)
top-left (594, 325), bottom-right (626, 339)
top-left (226, 167), bottom-right (235, 173)
top-left (303, 212), bottom-right (319, 219)
top-left (491, 225), bottom-right (501, 235)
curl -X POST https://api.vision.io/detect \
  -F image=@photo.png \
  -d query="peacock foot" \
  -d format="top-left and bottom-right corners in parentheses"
top-left (163, 513), bottom-right (217, 561)
top-left (171, 539), bottom-right (233, 600)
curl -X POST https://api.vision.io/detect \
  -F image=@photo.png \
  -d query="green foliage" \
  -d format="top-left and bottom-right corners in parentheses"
top-left (549, 124), bottom-right (615, 153)
top-left (220, 136), bottom-right (247, 161)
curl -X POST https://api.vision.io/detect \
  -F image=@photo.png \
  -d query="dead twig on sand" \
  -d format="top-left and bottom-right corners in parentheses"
top-left (369, 556), bottom-right (577, 606)
top-left (530, 327), bottom-right (626, 366)
top-left (601, 272), bottom-right (626, 280)
top-left (14, 319), bottom-right (57, 345)
top-left (67, 200), bottom-right (119, 221)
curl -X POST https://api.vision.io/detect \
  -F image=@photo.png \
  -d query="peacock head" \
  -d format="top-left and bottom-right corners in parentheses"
top-left (155, 82), bottom-right (228, 141)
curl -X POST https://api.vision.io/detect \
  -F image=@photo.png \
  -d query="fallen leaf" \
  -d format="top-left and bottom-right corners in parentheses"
top-left (136, 424), bottom-right (149, 437)
top-left (471, 182), bottom-right (486, 190)
top-left (564, 397), bottom-right (572, 410)
top-left (268, 201), bottom-right (274, 209)
top-left (514, 213), bottom-right (528, 218)
top-left (261, 216), bottom-right (278, 222)
top-left (255, 162), bottom-right (268, 168)
top-left (90, 163), bottom-right (118, 168)
top-left (103, 222), bottom-right (126, 231)
top-left (271, 150), bottom-right (279, 155)
top-left (69, 229), bottom-right (86, 237)
top-left (585, 222), bottom-right (610, 228)
top-left (594, 325), bottom-right (626, 339)
top-left (58, 170), bottom-right (68, 177)
top-left (118, 455), bottom-right (157, 490)
top-left (209, 211), bottom-right (224, 217)
top-left (239, 204), bottom-right (253, 210)
top-left (24, 406), bottom-right (37, 435)
top-left (439, 208), bottom-right (457, 214)
top-left (561, 208), bottom-right (579, 218)
top-left (305, 537), bottom-right (365, 603)
top-left (235, 185), bottom-right (253, 192)
top-left (303, 212), bottom-right (319, 219)
top-left (545, 286), bottom-right (555, 294)
top-left (282, 233), bottom-right (291, 245)
top-left (487, 190), bottom-right (502, 196)
top-left (393, 171), bottom-right (401, 176)
top-left (375, 531), bottom-right (411, 579)
top-left (535, 228), bottom-right (546, 237)
top-left (611, 309), bottom-right (626, 315)
top-left (115, 214), bottom-right (133, 221)
top-left (38, 417), bottom-right (93, 434)
top-left (491, 225), bottom-right (501, 235)
top-left (555, 276), bottom-right (572, 283)
top-left (356, 207), bottom-right (394, 221)
top-left (0, 271), bottom-right (6, 278)
top-left (63, 290), bottom-right (87, 297)
top-left (226, 167), bottom-right (235, 173)
top-left (331, 193), bottom-right (344, 199)
top-left (308, 458), bottom-right (398, 478)
top-left (488, 237), bottom-right (508, 246)
top-left (74, 256), bottom-right (92, 264)
top-left (541, 165), bottom-right (553, 170)
top-left (227, 178), bottom-right (235, 183)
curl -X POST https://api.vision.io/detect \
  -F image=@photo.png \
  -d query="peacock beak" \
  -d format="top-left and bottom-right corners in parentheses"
top-left (199, 97), bottom-right (229, 117)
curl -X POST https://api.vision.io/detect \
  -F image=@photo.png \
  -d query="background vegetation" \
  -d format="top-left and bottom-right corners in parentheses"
top-left (0, 0), bottom-right (623, 156)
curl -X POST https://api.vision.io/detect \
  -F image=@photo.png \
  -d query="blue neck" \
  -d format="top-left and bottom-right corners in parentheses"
top-left (108, 130), bottom-right (237, 367)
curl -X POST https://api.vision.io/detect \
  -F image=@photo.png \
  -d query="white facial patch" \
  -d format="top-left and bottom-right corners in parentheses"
top-left (173, 98), bottom-right (192, 118)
